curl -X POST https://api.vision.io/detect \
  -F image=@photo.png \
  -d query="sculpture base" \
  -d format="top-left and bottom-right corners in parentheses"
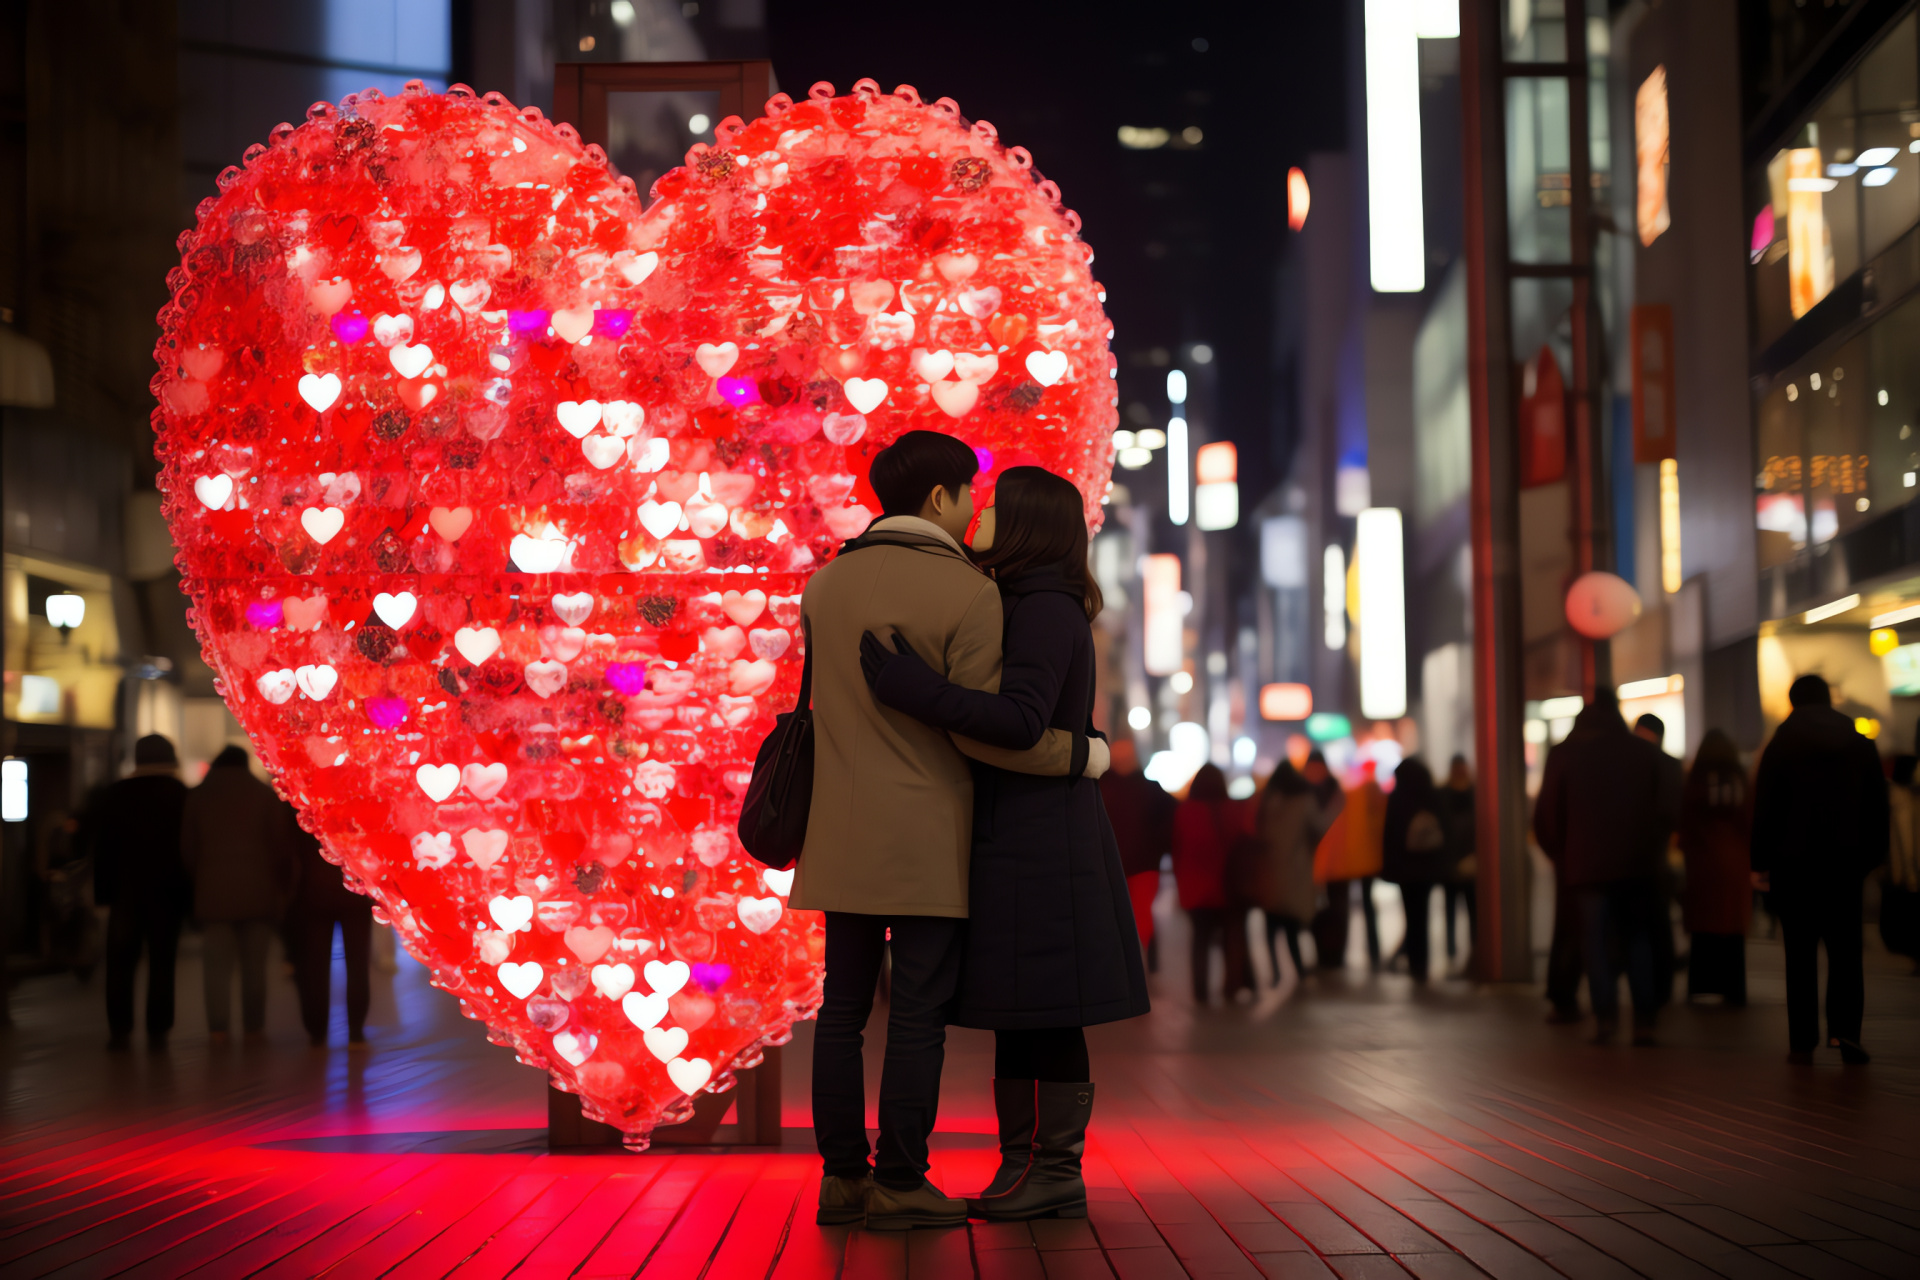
top-left (547, 1046), bottom-right (783, 1150)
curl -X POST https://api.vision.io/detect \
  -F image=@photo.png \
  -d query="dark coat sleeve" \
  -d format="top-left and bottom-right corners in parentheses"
top-left (1750, 739), bottom-right (1785, 876)
top-left (871, 592), bottom-right (1075, 749)
top-left (1534, 744), bottom-right (1568, 861)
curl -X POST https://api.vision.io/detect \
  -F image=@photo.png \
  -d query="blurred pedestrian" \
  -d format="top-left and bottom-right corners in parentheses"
top-left (1634, 714), bottom-right (1684, 1006)
top-left (1382, 758), bottom-right (1449, 982)
top-left (1438, 756), bottom-right (1477, 963)
top-left (93, 734), bottom-right (189, 1051)
top-left (1534, 692), bottom-right (1680, 1044)
top-left (1886, 728), bottom-right (1920, 969)
top-left (1172, 764), bottom-right (1253, 1002)
top-left (1100, 735), bottom-right (1177, 972)
top-left (182, 746), bottom-right (295, 1042)
top-left (1677, 729), bottom-right (1752, 1004)
top-left (1751, 674), bottom-right (1888, 1064)
top-left (1245, 760), bottom-right (1335, 982)
top-left (36, 808), bottom-right (96, 978)
top-left (1313, 759), bottom-right (1384, 971)
top-left (287, 810), bottom-right (373, 1048)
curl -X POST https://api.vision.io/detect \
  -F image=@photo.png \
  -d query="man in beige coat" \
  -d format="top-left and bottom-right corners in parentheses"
top-left (794, 430), bottom-right (1106, 1229)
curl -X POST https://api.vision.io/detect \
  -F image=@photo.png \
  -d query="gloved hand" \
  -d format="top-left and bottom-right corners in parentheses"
top-left (859, 630), bottom-right (921, 688)
top-left (1085, 736), bottom-right (1111, 779)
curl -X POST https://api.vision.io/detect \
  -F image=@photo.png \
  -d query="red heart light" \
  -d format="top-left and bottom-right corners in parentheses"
top-left (152, 78), bottom-right (1115, 1147)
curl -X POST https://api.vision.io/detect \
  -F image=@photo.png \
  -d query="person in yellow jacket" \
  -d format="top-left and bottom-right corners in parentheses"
top-left (1311, 757), bottom-right (1385, 971)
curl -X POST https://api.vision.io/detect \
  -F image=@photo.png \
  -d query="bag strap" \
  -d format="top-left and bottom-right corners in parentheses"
top-left (795, 620), bottom-right (812, 714)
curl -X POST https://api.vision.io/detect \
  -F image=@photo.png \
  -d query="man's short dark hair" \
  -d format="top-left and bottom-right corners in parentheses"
top-left (868, 431), bottom-right (979, 517)
top-left (211, 745), bottom-right (251, 768)
top-left (1788, 673), bottom-right (1831, 708)
top-left (1635, 713), bottom-right (1665, 739)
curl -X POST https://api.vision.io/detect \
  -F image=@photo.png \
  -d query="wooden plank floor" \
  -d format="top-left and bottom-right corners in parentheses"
top-left (2, 889), bottom-right (1916, 1278)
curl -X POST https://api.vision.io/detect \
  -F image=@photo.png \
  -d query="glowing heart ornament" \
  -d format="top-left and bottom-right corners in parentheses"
top-left (151, 80), bottom-right (1117, 1147)
top-left (150, 84), bottom-right (822, 1147)
top-left (630, 78), bottom-right (1119, 529)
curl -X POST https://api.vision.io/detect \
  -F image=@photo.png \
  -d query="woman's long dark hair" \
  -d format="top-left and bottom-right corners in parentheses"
top-left (973, 466), bottom-right (1103, 620)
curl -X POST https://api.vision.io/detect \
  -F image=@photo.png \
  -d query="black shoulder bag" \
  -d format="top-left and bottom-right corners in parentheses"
top-left (737, 626), bottom-right (813, 870)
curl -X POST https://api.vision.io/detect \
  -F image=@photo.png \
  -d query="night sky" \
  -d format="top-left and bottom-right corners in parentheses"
top-left (765, 0), bottom-right (1349, 508)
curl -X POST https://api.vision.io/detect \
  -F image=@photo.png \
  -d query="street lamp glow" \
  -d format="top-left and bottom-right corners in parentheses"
top-left (1167, 369), bottom-right (1187, 404)
top-left (1365, 0), bottom-right (1426, 292)
top-left (1167, 415), bottom-right (1189, 525)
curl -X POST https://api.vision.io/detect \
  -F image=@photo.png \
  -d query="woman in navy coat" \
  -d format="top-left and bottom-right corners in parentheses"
top-left (860, 465), bottom-right (1149, 1222)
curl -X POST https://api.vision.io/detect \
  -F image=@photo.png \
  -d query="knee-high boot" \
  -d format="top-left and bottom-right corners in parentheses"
top-left (968, 1080), bottom-right (1092, 1220)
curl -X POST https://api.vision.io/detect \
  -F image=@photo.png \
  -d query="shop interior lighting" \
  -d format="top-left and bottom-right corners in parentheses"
top-left (1538, 695), bottom-right (1584, 720)
top-left (1167, 415), bottom-right (1190, 525)
top-left (1413, 0), bottom-right (1459, 37)
top-left (1113, 430), bottom-right (1136, 449)
top-left (1142, 554), bottom-right (1184, 675)
top-left (1803, 593), bottom-right (1862, 624)
top-left (1118, 447), bottom-right (1153, 469)
top-left (2, 759), bottom-right (26, 823)
top-left (1856, 147), bottom-right (1899, 167)
top-left (1871, 602), bottom-right (1920, 628)
top-left (1365, 0), bottom-right (1425, 292)
top-left (1827, 163), bottom-right (1859, 177)
top-left (1617, 674), bottom-right (1683, 700)
top-left (1863, 167), bottom-right (1898, 187)
top-left (44, 593), bottom-right (85, 630)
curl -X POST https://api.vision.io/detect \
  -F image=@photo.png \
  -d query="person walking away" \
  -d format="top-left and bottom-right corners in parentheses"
top-left (92, 735), bottom-right (190, 1050)
top-left (1634, 714), bottom-right (1685, 1006)
top-left (1437, 756), bottom-right (1477, 963)
top-left (288, 807), bottom-right (373, 1047)
top-left (1751, 674), bottom-right (1887, 1064)
top-left (1382, 758), bottom-right (1450, 982)
top-left (862, 464), bottom-right (1148, 1221)
top-left (1677, 729), bottom-right (1752, 1004)
top-left (1099, 735), bottom-right (1176, 971)
top-left (182, 746), bottom-right (295, 1043)
top-left (1313, 759), bottom-right (1384, 970)
top-left (1172, 764), bottom-right (1252, 1002)
top-left (1247, 761), bottom-right (1333, 981)
top-left (1882, 726), bottom-right (1920, 970)
top-left (1534, 692), bottom-right (1680, 1044)
top-left (791, 432), bottom-right (1095, 1230)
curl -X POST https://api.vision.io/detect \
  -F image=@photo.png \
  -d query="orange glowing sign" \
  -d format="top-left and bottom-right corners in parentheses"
top-left (1287, 166), bottom-right (1310, 231)
top-left (1787, 147), bottom-right (1834, 318)
top-left (1261, 683), bottom-right (1313, 721)
top-left (1196, 441), bottom-right (1237, 485)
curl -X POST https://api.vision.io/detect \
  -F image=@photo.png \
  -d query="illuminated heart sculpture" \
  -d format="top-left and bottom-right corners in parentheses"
top-left (152, 79), bottom-right (1114, 1146)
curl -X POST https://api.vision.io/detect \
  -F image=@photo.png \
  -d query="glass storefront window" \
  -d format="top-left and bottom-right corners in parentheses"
top-left (1754, 287), bottom-right (1920, 569)
top-left (1750, 13), bottom-right (1919, 346)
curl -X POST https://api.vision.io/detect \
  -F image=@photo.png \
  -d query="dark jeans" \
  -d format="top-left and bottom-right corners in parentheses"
top-left (105, 902), bottom-right (179, 1038)
top-left (1546, 884), bottom-right (1584, 1013)
top-left (1316, 879), bottom-right (1382, 969)
top-left (1577, 881), bottom-right (1660, 1026)
top-left (1398, 882), bottom-right (1438, 980)
top-left (1780, 883), bottom-right (1865, 1052)
top-left (202, 918), bottom-right (275, 1034)
top-left (295, 902), bottom-right (372, 1042)
top-left (1264, 913), bottom-right (1306, 977)
top-left (1187, 906), bottom-right (1228, 1000)
top-left (995, 1026), bottom-right (1089, 1082)
top-left (813, 911), bottom-right (964, 1190)
top-left (1444, 880), bottom-right (1476, 958)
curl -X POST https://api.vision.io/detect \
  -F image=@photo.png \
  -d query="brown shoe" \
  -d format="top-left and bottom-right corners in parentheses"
top-left (815, 1173), bottom-right (871, 1225)
top-left (864, 1178), bottom-right (967, 1230)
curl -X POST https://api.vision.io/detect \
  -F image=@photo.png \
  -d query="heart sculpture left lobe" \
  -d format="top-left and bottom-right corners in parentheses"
top-left (151, 83), bottom-right (822, 1146)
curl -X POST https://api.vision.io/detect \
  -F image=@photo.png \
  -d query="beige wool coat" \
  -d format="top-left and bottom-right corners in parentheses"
top-left (790, 517), bottom-right (1081, 918)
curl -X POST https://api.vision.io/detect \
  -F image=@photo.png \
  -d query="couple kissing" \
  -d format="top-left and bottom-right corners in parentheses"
top-left (789, 430), bottom-right (1150, 1229)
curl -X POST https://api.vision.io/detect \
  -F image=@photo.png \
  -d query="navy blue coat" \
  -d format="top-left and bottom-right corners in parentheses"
top-left (869, 565), bottom-right (1151, 1029)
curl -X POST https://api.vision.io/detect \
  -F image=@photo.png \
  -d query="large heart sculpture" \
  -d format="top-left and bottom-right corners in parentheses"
top-left (152, 79), bottom-right (1114, 1146)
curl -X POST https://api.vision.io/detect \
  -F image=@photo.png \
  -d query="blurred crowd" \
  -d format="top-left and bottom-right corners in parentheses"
top-left (33, 734), bottom-right (381, 1052)
top-left (1105, 671), bottom-right (1919, 1064)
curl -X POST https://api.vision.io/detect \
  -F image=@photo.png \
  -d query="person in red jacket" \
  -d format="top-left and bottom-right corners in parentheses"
top-left (1100, 736), bottom-right (1177, 970)
top-left (1172, 764), bottom-right (1254, 1003)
